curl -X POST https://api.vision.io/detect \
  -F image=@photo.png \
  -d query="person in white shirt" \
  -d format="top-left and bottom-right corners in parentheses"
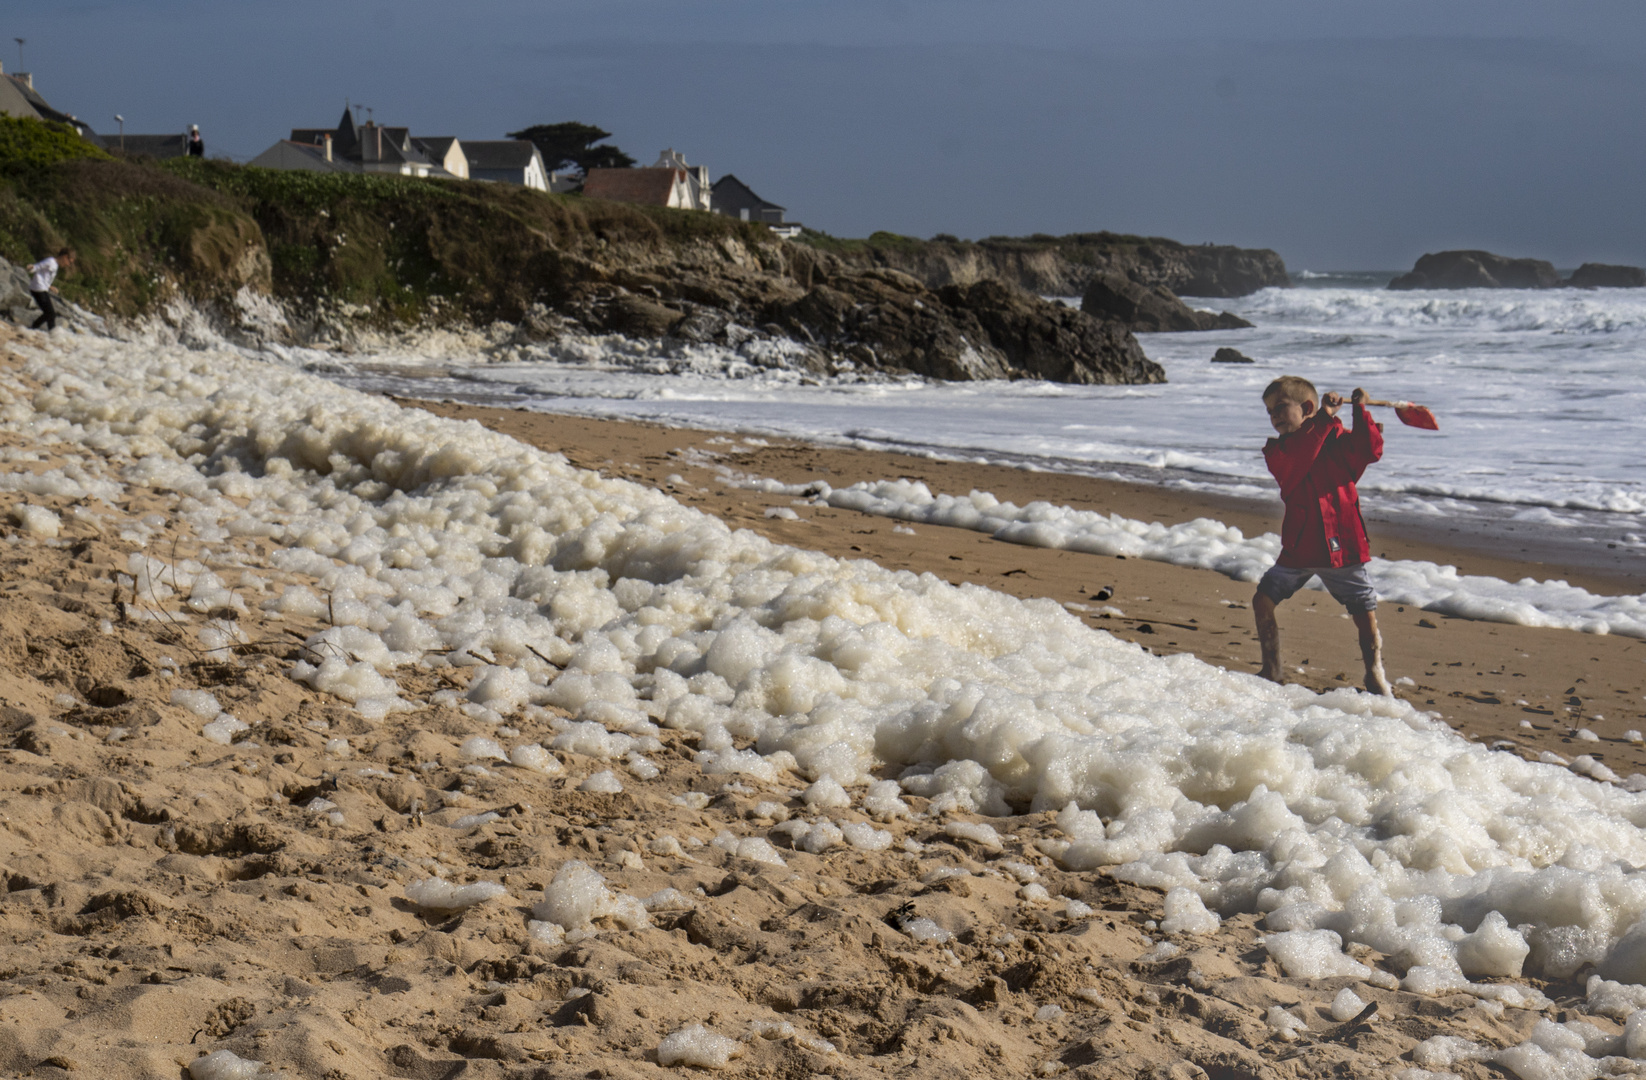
top-left (25, 248), bottom-right (73, 331)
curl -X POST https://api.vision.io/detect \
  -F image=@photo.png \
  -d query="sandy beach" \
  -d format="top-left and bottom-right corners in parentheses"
top-left (2, 324), bottom-right (1646, 1079)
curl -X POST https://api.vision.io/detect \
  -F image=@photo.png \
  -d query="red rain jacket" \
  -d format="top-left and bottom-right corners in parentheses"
top-left (1263, 404), bottom-right (1383, 569)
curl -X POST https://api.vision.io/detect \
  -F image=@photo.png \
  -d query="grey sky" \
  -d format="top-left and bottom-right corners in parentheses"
top-left (11, 2), bottom-right (1645, 270)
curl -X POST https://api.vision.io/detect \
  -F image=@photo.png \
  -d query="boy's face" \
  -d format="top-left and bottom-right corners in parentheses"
top-left (1265, 393), bottom-right (1314, 435)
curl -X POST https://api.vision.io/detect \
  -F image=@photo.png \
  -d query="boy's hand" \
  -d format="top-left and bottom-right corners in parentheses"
top-left (1351, 387), bottom-right (1368, 405)
top-left (1320, 391), bottom-right (1344, 416)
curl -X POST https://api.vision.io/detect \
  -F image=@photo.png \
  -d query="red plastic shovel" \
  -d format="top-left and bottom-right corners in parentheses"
top-left (1359, 398), bottom-right (1440, 431)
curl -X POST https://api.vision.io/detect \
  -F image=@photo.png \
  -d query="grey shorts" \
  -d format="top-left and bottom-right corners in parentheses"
top-left (1256, 562), bottom-right (1378, 614)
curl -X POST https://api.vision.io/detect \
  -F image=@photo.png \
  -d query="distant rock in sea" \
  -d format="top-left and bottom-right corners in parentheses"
top-left (1388, 251), bottom-right (1560, 290)
top-left (1081, 270), bottom-right (1253, 333)
top-left (1211, 347), bottom-right (1255, 364)
top-left (1566, 263), bottom-right (1646, 289)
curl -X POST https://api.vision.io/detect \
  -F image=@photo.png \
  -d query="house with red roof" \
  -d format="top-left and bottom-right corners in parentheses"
top-left (583, 149), bottom-right (710, 211)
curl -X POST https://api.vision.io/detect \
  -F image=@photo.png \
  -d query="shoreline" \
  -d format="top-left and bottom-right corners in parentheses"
top-left (361, 380), bottom-right (1646, 596)
top-left (401, 397), bottom-right (1646, 779)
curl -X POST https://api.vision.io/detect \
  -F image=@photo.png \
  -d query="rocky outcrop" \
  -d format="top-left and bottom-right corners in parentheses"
top-left (936, 279), bottom-right (1161, 384)
top-left (1567, 263), bottom-right (1646, 289)
top-left (1388, 251), bottom-right (1561, 290)
top-left (503, 229), bottom-right (1162, 385)
top-left (1211, 347), bottom-right (1255, 364)
top-left (605, 269), bottom-right (1165, 385)
top-left (815, 232), bottom-right (1289, 299)
top-left (768, 269), bottom-right (1011, 381)
top-left (5, 157), bottom-right (1165, 386)
top-left (1080, 270), bottom-right (1252, 333)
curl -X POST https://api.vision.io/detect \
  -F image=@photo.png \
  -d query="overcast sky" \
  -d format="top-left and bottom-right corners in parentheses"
top-left (12, 1), bottom-right (1646, 270)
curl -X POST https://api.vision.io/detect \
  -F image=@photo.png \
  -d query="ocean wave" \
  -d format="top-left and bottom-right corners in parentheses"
top-left (1222, 286), bottom-right (1646, 336)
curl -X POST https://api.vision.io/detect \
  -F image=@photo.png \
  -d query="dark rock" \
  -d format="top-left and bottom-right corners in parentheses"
top-left (1567, 262), bottom-right (1646, 289)
top-left (1211, 347), bottom-right (1256, 364)
top-left (768, 270), bottom-right (1163, 385)
top-left (597, 292), bottom-right (684, 336)
top-left (938, 279), bottom-right (1164, 385)
top-left (1080, 270), bottom-right (1253, 332)
top-left (770, 268), bottom-right (1158, 383)
top-left (771, 270), bottom-right (1012, 381)
top-left (1388, 250), bottom-right (1561, 290)
top-left (672, 306), bottom-right (730, 342)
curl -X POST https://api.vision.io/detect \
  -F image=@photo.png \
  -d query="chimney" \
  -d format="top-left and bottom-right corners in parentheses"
top-left (16, 73), bottom-right (31, 89)
top-left (323, 133), bottom-right (332, 162)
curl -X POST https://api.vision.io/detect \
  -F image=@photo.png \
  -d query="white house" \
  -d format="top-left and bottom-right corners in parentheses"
top-left (413, 137), bottom-right (469, 180)
top-left (652, 149), bottom-right (710, 211)
top-left (460, 141), bottom-right (548, 191)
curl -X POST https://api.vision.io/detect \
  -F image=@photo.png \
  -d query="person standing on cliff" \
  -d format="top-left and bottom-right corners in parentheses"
top-left (187, 125), bottom-right (204, 157)
top-left (25, 248), bottom-right (74, 332)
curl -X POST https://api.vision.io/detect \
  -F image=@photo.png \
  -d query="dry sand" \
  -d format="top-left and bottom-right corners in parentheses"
top-left (0, 327), bottom-right (1640, 1079)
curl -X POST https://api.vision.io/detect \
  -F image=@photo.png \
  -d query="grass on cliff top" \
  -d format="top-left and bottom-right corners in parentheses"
top-left (155, 158), bottom-right (780, 323)
top-left (161, 158), bottom-right (773, 247)
top-left (0, 116), bottom-right (111, 169)
top-left (796, 228), bottom-right (928, 255)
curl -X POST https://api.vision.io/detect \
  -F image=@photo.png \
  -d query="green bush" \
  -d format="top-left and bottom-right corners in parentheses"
top-left (0, 116), bottom-right (110, 169)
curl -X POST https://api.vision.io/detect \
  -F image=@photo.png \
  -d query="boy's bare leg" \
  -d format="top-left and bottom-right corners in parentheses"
top-left (1254, 590), bottom-right (1283, 683)
top-left (1353, 610), bottom-right (1392, 695)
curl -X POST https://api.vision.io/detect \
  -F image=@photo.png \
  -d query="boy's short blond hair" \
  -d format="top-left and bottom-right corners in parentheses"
top-left (1262, 375), bottom-right (1318, 407)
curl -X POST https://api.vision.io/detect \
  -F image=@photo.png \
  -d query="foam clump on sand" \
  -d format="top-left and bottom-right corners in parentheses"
top-left (579, 770), bottom-right (624, 793)
top-left (656, 1024), bottom-right (743, 1069)
top-left (1263, 930), bottom-right (1371, 980)
top-left (171, 689), bottom-right (222, 718)
top-left (12, 504), bottom-right (60, 538)
top-left (1160, 887), bottom-right (1220, 935)
top-left (200, 713), bottom-right (249, 745)
top-left (712, 831), bottom-right (786, 866)
top-left (1586, 974), bottom-right (1646, 1018)
top-left (291, 656), bottom-right (411, 716)
top-left (404, 878), bottom-right (506, 912)
top-left (1456, 910), bottom-right (1531, 977)
top-left (21, 333), bottom-right (1646, 998)
top-left (901, 917), bottom-right (951, 943)
top-left (188, 1049), bottom-right (282, 1079)
top-left (943, 821), bottom-right (1003, 852)
top-left (532, 860), bottom-right (649, 931)
top-left (802, 776), bottom-right (851, 808)
top-left (773, 818), bottom-right (839, 853)
top-left (1264, 1006), bottom-right (1308, 1042)
top-left (842, 820), bottom-right (893, 851)
top-left (1330, 988), bottom-right (1367, 1022)
top-left (509, 743), bottom-right (562, 774)
top-left (861, 779), bottom-right (912, 820)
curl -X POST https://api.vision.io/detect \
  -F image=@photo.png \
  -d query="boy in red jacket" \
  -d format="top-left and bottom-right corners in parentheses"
top-left (1255, 375), bottom-right (1391, 695)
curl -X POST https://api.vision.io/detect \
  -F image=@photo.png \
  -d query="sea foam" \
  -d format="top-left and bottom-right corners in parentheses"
top-left (12, 333), bottom-right (1646, 1004)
